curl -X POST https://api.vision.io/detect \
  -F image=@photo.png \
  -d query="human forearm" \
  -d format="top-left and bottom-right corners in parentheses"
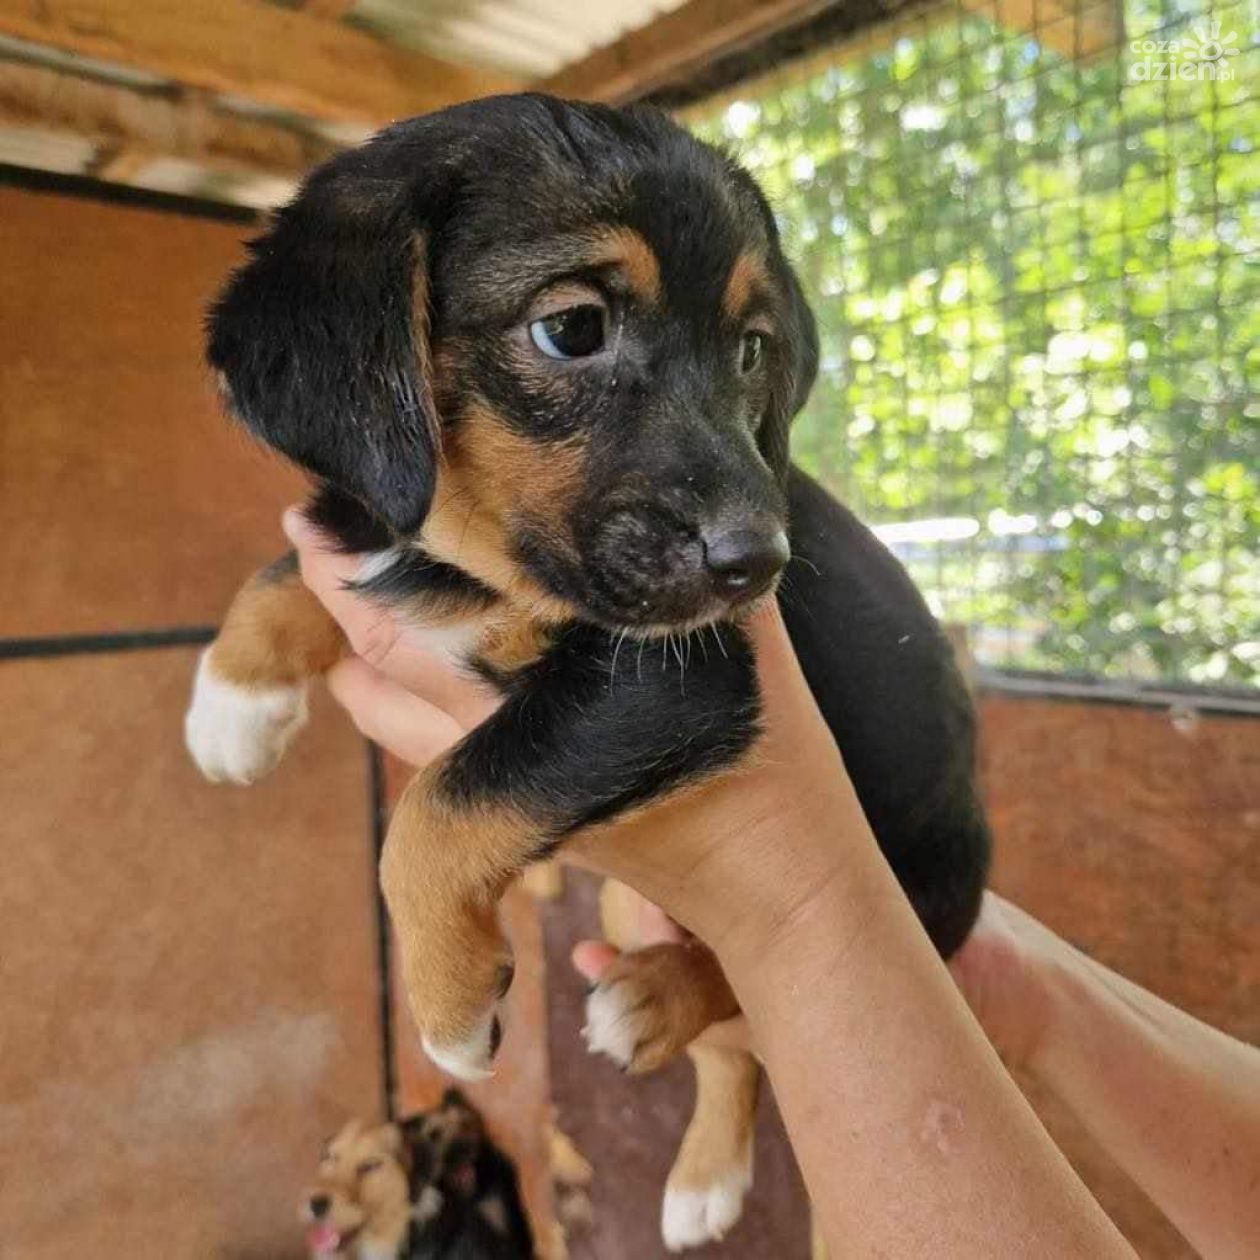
top-left (714, 827), bottom-right (1135, 1258)
top-left (1029, 936), bottom-right (1260, 1259)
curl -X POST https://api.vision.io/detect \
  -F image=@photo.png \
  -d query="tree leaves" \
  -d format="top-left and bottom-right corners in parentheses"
top-left (691, 1), bottom-right (1259, 685)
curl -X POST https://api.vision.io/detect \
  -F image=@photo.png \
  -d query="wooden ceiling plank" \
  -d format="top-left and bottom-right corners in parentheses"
top-left (542, 0), bottom-right (839, 103)
top-left (0, 59), bottom-right (338, 180)
top-left (0, 0), bottom-right (521, 127)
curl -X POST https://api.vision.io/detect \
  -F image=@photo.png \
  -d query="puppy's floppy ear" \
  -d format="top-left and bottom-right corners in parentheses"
top-left (760, 262), bottom-right (819, 481)
top-left (207, 138), bottom-right (450, 535)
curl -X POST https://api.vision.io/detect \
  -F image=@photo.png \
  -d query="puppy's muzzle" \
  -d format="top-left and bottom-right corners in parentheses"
top-left (587, 505), bottom-right (788, 627)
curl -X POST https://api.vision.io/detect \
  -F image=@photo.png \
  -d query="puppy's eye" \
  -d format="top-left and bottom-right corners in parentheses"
top-left (529, 305), bottom-right (606, 360)
top-left (739, 330), bottom-right (768, 374)
top-left (357, 1159), bottom-right (384, 1176)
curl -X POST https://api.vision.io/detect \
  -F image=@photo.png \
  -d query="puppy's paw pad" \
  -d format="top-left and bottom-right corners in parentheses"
top-left (422, 1008), bottom-right (502, 1083)
top-left (661, 1163), bottom-right (753, 1252)
top-left (184, 650), bottom-right (307, 785)
top-left (581, 980), bottom-right (642, 1070)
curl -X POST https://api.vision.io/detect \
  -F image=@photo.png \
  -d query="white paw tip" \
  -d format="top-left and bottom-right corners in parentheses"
top-left (422, 1009), bottom-right (500, 1083)
top-left (184, 649), bottom-right (307, 785)
top-left (581, 982), bottom-right (638, 1069)
top-left (661, 1161), bottom-right (753, 1252)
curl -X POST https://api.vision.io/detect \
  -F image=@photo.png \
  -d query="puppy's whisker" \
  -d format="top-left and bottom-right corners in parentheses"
top-left (429, 481), bottom-right (475, 520)
top-left (790, 553), bottom-right (821, 577)
top-left (453, 499), bottom-right (479, 563)
top-left (609, 627), bottom-right (629, 686)
top-left (710, 623), bottom-right (729, 660)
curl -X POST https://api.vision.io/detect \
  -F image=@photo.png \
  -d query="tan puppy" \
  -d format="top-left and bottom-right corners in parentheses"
top-left (303, 1119), bottom-right (413, 1260)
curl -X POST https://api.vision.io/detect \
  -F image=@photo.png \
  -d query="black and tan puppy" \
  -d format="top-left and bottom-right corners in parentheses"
top-left (304, 1091), bottom-right (531, 1259)
top-left (186, 95), bottom-right (989, 1095)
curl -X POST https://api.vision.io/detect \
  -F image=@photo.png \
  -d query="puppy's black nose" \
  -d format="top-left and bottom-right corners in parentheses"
top-left (309, 1194), bottom-right (331, 1219)
top-left (702, 526), bottom-right (790, 599)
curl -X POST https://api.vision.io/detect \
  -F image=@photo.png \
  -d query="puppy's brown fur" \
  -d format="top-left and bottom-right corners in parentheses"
top-left (210, 558), bottom-right (346, 687)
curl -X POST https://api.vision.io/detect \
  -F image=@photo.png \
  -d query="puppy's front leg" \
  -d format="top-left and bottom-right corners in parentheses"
top-left (383, 622), bottom-right (761, 1081)
top-left (186, 553), bottom-right (345, 784)
top-left (383, 763), bottom-right (530, 1080)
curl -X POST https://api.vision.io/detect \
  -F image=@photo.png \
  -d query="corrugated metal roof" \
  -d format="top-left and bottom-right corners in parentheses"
top-left (345, 0), bottom-right (690, 79)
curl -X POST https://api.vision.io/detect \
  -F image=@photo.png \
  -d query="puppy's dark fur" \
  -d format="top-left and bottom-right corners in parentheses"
top-left (193, 94), bottom-right (989, 1078)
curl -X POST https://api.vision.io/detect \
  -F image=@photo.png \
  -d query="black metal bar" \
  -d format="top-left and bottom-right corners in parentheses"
top-left (0, 626), bottom-right (217, 660)
top-left (366, 742), bottom-right (398, 1120)
top-left (0, 162), bottom-right (259, 225)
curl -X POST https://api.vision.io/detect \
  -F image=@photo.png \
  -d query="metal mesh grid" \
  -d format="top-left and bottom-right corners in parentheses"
top-left (688, 0), bottom-right (1259, 689)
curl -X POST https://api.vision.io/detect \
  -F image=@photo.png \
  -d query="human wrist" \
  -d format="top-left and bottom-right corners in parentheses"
top-left (697, 789), bottom-right (893, 990)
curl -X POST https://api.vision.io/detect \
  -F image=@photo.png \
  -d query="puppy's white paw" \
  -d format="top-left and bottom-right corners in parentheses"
top-left (422, 1007), bottom-right (502, 1083)
top-left (581, 980), bottom-right (639, 1069)
top-left (661, 1155), bottom-right (753, 1252)
top-left (184, 650), bottom-right (307, 785)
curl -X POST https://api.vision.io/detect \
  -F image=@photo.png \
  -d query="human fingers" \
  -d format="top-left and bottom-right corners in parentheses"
top-left (282, 507), bottom-right (498, 730)
top-left (571, 941), bottom-right (620, 983)
top-left (327, 658), bottom-right (468, 766)
top-left (744, 599), bottom-right (842, 759)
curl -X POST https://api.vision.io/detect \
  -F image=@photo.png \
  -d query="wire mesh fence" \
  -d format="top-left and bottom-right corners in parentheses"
top-left (687, 0), bottom-right (1259, 690)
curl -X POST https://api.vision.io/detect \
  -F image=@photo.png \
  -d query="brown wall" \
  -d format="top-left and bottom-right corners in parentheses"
top-left (0, 183), bottom-right (384, 1258)
top-left (980, 692), bottom-right (1260, 1258)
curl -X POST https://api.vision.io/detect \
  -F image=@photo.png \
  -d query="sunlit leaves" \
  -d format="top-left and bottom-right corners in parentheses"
top-left (689, 0), bottom-right (1259, 685)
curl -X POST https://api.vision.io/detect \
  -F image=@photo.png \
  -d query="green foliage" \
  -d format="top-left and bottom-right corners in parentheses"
top-left (690, 0), bottom-right (1259, 686)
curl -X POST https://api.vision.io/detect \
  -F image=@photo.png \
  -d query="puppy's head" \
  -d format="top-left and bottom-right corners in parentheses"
top-left (302, 1119), bottom-right (410, 1257)
top-left (398, 1087), bottom-right (485, 1193)
top-left (210, 93), bottom-right (817, 632)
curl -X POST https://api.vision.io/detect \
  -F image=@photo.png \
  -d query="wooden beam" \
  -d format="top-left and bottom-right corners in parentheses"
top-left (300, 0), bottom-right (358, 18)
top-left (89, 144), bottom-right (158, 183)
top-left (542, 0), bottom-right (837, 103)
top-left (0, 0), bottom-right (521, 127)
top-left (0, 59), bottom-right (338, 182)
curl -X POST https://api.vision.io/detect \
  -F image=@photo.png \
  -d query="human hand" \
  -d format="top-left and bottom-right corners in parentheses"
top-left (284, 506), bottom-right (874, 962)
top-left (282, 508), bottom-right (499, 763)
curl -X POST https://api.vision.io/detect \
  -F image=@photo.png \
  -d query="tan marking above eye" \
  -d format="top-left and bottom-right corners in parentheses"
top-left (723, 251), bottom-right (772, 322)
top-left (527, 281), bottom-right (607, 323)
top-left (587, 226), bottom-right (661, 304)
